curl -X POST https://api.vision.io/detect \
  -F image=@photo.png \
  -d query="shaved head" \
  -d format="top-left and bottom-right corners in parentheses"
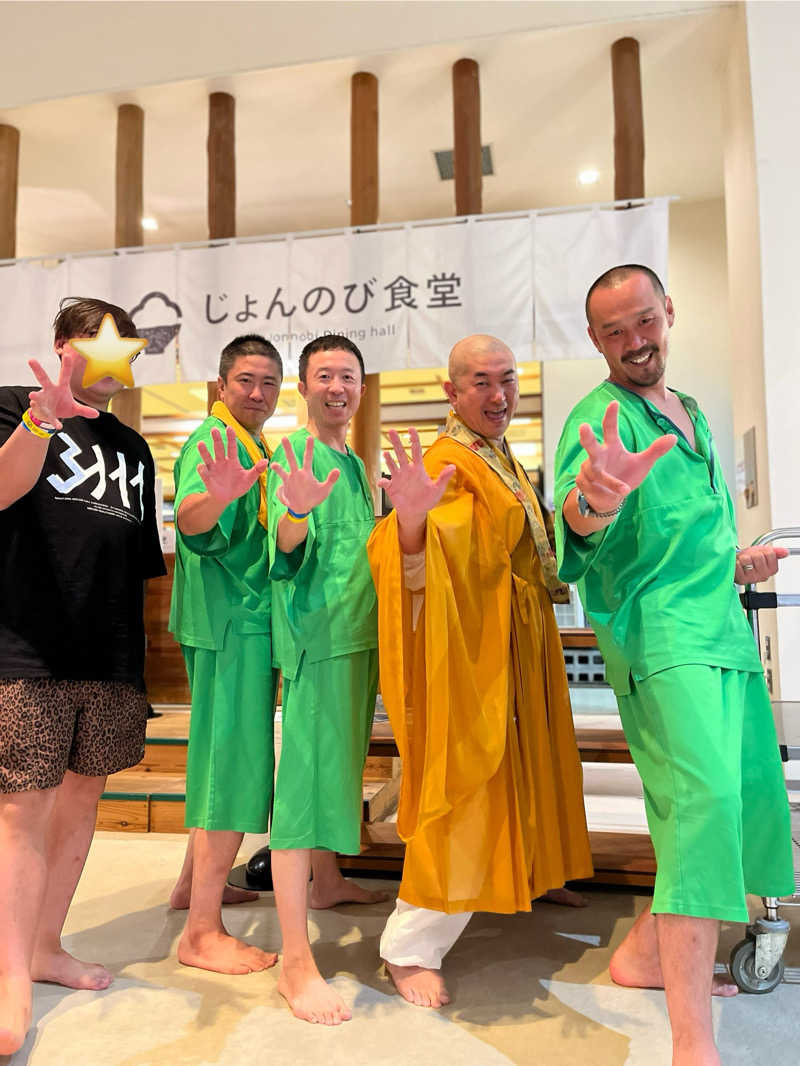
top-left (448, 334), bottom-right (514, 383)
top-left (443, 334), bottom-right (518, 440)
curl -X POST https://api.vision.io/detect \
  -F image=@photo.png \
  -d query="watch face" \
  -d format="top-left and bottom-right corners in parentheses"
top-left (577, 491), bottom-right (589, 517)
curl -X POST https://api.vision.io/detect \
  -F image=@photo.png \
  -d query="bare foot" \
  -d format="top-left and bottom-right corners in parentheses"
top-left (609, 949), bottom-right (738, 998)
top-left (309, 877), bottom-right (389, 909)
top-left (385, 962), bottom-right (451, 1008)
top-left (31, 948), bottom-right (113, 990)
top-left (169, 883), bottom-right (260, 910)
top-left (540, 886), bottom-right (589, 908)
top-left (178, 930), bottom-right (277, 974)
top-left (0, 975), bottom-right (32, 1055)
top-left (278, 960), bottom-right (352, 1025)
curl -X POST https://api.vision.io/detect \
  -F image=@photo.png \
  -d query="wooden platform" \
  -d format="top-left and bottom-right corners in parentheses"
top-left (97, 708), bottom-right (653, 887)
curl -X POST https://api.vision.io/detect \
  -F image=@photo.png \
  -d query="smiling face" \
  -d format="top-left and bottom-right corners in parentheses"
top-left (443, 339), bottom-right (519, 441)
top-left (298, 348), bottom-right (365, 432)
top-left (587, 271), bottom-right (675, 392)
top-left (217, 353), bottom-right (281, 434)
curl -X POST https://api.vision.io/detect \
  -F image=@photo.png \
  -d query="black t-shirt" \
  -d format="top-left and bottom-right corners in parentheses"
top-left (0, 386), bottom-right (166, 687)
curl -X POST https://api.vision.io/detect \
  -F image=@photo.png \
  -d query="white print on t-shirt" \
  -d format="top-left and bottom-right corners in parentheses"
top-left (46, 432), bottom-right (145, 519)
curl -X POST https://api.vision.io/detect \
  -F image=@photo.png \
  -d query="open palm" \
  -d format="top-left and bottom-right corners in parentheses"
top-left (197, 426), bottom-right (268, 504)
top-left (270, 434), bottom-right (340, 514)
top-left (28, 352), bottom-right (100, 428)
top-left (378, 428), bottom-right (455, 521)
top-left (577, 401), bottom-right (676, 510)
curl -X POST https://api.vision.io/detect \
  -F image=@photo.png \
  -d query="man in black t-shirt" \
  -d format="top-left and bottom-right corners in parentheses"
top-left (0, 298), bottom-right (165, 1056)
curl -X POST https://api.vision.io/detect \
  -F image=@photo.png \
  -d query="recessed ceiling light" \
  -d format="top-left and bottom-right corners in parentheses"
top-left (142, 217), bottom-right (159, 231)
top-left (578, 169), bottom-right (600, 186)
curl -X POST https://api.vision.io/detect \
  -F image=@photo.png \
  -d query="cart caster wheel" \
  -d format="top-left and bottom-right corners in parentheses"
top-left (730, 938), bottom-right (784, 994)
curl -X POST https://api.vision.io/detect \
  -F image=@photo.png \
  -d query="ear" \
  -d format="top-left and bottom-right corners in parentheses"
top-left (587, 324), bottom-right (602, 354)
top-left (297, 379), bottom-right (307, 400)
top-left (216, 375), bottom-right (225, 395)
top-left (665, 295), bottom-right (675, 327)
top-left (360, 381), bottom-right (366, 397)
top-left (443, 380), bottom-right (457, 405)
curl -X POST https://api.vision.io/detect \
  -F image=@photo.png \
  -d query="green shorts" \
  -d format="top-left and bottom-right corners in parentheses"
top-left (182, 631), bottom-right (277, 833)
top-left (269, 648), bottom-right (378, 854)
top-left (618, 665), bottom-right (794, 922)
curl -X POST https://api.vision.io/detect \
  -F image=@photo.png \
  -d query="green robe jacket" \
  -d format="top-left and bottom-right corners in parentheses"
top-left (267, 428), bottom-right (378, 680)
top-left (554, 381), bottom-right (761, 695)
top-left (169, 414), bottom-right (270, 651)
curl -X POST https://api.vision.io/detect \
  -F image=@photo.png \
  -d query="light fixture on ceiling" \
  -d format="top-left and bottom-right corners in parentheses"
top-left (141, 217), bottom-right (159, 231)
top-left (434, 145), bottom-right (494, 180)
top-left (578, 169), bottom-right (600, 186)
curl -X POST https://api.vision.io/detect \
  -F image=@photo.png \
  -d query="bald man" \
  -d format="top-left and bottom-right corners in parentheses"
top-left (368, 335), bottom-right (593, 1008)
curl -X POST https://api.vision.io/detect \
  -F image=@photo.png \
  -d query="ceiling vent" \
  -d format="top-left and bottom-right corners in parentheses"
top-left (434, 145), bottom-right (494, 180)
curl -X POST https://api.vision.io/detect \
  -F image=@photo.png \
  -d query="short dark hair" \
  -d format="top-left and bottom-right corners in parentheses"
top-left (298, 334), bottom-right (365, 384)
top-left (218, 334), bottom-right (283, 381)
top-left (585, 264), bottom-right (666, 324)
top-left (54, 297), bottom-right (138, 346)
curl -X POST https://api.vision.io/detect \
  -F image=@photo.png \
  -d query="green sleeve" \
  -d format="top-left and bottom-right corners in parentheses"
top-left (173, 430), bottom-right (241, 559)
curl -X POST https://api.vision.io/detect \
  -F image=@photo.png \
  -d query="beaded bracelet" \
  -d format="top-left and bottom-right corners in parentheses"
top-left (285, 508), bottom-right (310, 523)
top-left (21, 408), bottom-right (56, 439)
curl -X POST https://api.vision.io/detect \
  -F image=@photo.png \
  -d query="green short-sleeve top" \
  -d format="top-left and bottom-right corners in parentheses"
top-left (169, 415), bottom-right (270, 650)
top-left (553, 381), bottom-right (762, 695)
top-left (267, 428), bottom-right (378, 679)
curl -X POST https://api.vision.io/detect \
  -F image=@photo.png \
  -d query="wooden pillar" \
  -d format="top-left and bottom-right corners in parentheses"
top-left (349, 72), bottom-right (381, 504)
top-left (110, 387), bottom-right (142, 431)
top-left (115, 104), bottom-right (144, 248)
top-left (452, 58), bottom-right (482, 216)
top-left (611, 37), bottom-right (645, 201)
top-left (207, 92), bottom-right (236, 410)
top-left (111, 105), bottom-right (144, 431)
top-left (0, 124), bottom-right (20, 260)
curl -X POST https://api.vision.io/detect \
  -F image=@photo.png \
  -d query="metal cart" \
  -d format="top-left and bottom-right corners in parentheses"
top-left (730, 527), bottom-right (800, 993)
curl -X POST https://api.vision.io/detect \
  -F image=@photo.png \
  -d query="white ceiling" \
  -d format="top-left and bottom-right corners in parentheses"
top-left (0, 0), bottom-right (733, 259)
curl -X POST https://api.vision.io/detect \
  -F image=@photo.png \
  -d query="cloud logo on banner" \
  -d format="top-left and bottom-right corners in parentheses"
top-left (129, 292), bottom-right (182, 355)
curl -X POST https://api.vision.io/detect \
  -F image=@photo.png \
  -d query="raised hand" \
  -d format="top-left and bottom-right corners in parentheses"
top-left (378, 428), bottom-right (455, 524)
top-left (576, 401), bottom-right (676, 512)
top-left (28, 351), bottom-right (100, 427)
top-left (270, 435), bottom-right (340, 515)
top-left (196, 426), bottom-right (268, 505)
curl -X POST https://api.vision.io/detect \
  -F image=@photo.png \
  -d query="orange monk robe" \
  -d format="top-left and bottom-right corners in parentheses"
top-left (368, 436), bottom-right (593, 914)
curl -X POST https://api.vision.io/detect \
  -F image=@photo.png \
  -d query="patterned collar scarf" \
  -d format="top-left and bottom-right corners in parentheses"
top-left (443, 411), bottom-right (570, 603)
top-left (210, 401), bottom-right (271, 531)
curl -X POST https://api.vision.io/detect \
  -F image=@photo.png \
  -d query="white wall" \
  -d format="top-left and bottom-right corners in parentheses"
top-left (742, 0), bottom-right (800, 700)
top-left (542, 198), bottom-right (734, 502)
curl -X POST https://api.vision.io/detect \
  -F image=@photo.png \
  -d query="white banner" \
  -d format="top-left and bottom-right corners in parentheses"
top-left (0, 199), bottom-right (668, 386)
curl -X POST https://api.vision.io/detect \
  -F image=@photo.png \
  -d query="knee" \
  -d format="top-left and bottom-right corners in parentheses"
top-left (61, 771), bottom-right (107, 805)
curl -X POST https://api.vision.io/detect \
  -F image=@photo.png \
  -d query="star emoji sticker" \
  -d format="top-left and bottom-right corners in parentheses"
top-left (70, 313), bottom-right (148, 388)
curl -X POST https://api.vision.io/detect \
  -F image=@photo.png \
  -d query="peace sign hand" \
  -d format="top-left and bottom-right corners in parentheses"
top-left (27, 351), bottom-right (100, 428)
top-left (196, 426), bottom-right (268, 505)
top-left (378, 428), bottom-right (455, 523)
top-left (270, 435), bottom-right (340, 515)
top-left (576, 401), bottom-right (676, 512)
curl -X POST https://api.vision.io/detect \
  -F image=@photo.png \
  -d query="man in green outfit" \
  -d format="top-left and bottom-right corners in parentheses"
top-left (267, 334), bottom-right (381, 1026)
top-left (554, 265), bottom-right (794, 1066)
top-left (168, 334), bottom-right (283, 974)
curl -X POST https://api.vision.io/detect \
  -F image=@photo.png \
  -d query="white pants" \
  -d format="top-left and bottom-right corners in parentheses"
top-left (380, 899), bottom-right (473, 969)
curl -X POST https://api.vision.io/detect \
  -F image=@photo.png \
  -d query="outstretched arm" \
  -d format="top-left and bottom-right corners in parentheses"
top-left (0, 352), bottom-right (99, 510)
top-left (378, 428), bottom-right (455, 554)
top-left (270, 434), bottom-right (340, 552)
top-left (563, 401), bottom-right (677, 537)
top-left (177, 425), bottom-right (268, 536)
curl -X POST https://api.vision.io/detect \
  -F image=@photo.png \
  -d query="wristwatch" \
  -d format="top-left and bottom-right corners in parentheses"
top-left (576, 489), bottom-right (624, 520)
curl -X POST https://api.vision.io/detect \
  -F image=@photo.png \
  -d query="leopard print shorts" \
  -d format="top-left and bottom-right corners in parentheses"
top-left (0, 679), bottom-right (148, 793)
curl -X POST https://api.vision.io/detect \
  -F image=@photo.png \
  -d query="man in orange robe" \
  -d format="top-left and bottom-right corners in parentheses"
top-left (367, 334), bottom-right (593, 1009)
